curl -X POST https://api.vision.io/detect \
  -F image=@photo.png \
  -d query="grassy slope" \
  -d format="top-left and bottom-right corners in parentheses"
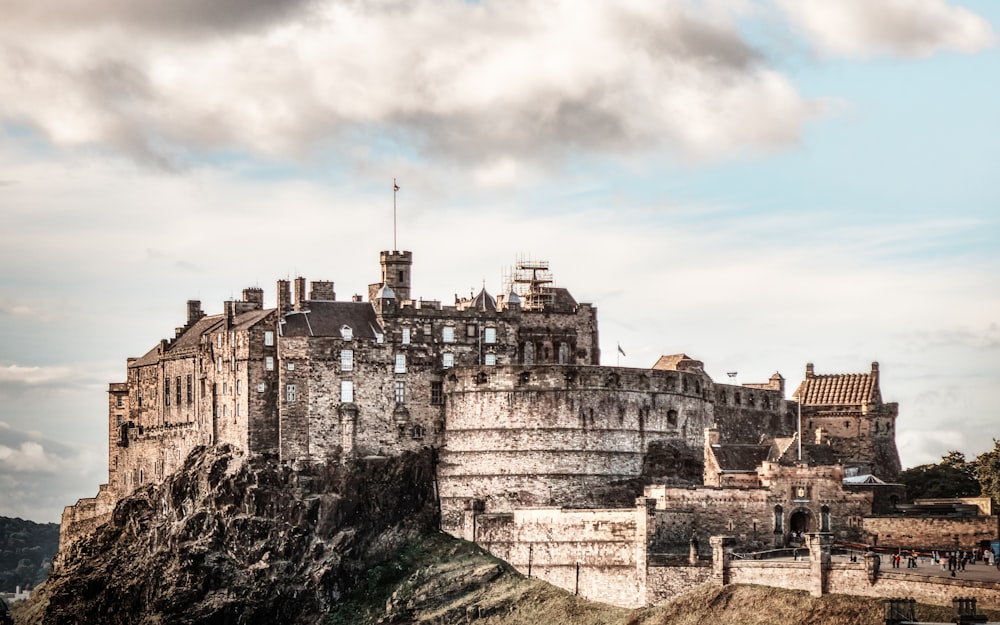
top-left (336, 532), bottom-right (1000, 625)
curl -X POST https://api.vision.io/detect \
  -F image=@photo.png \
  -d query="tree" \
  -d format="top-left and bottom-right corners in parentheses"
top-left (976, 438), bottom-right (1000, 504)
top-left (899, 451), bottom-right (979, 501)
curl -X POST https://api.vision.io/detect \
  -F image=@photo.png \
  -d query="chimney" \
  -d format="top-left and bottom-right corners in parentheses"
top-left (871, 361), bottom-right (879, 374)
top-left (242, 288), bottom-right (264, 309)
top-left (225, 300), bottom-right (235, 328)
top-left (310, 280), bottom-right (335, 301)
top-left (294, 276), bottom-right (306, 310)
top-left (805, 363), bottom-right (814, 378)
top-left (186, 300), bottom-right (203, 325)
top-left (277, 280), bottom-right (291, 315)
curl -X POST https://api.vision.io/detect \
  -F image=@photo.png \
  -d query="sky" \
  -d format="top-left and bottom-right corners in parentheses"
top-left (1, 0), bottom-right (998, 523)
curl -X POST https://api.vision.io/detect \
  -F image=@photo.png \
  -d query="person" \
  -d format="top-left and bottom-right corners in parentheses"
top-left (985, 550), bottom-right (992, 567)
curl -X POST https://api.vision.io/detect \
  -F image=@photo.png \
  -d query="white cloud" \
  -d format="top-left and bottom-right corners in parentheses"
top-left (776, 0), bottom-right (996, 59)
top-left (0, 0), bottom-right (820, 171)
top-left (0, 364), bottom-right (74, 386)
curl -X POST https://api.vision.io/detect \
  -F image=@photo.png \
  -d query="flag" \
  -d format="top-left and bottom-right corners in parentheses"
top-left (394, 182), bottom-right (400, 192)
top-left (617, 343), bottom-right (626, 357)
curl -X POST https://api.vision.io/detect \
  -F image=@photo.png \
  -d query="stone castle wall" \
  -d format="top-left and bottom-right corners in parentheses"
top-left (463, 506), bottom-right (647, 608)
top-left (863, 516), bottom-right (1000, 550)
top-left (438, 365), bottom-right (726, 534)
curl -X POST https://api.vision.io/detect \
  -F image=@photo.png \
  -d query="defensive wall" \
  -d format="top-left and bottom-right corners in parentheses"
top-left (438, 365), bottom-right (790, 535)
top-left (864, 515), bottom-right (1000, 550)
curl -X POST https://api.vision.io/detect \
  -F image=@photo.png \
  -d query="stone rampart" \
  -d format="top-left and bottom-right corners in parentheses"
top-left (645, 564), bottom-right (713, 604)
top-left (464, 506), bottom-right (647, 608)
top-left (439, 365), bottom-right (718, 534)
top-left (864, 516), bottom-right (1000, 549)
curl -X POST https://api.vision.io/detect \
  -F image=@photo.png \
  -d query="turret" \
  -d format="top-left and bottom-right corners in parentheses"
top-left (380, 250), bottom-right (412, 302)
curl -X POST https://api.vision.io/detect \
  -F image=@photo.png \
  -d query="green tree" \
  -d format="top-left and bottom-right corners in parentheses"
top-left (976, 438), bottom-right (1000, 503)
top-left (899, 451), bottom-right (979, 501)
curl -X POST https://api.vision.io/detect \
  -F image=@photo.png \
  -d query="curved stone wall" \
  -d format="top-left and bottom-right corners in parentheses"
top-left (439, 365), bottom-right (716, 532)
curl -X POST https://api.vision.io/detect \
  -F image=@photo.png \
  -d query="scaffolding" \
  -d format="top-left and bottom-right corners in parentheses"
top-left (504, 256), bottom-right (555, 311)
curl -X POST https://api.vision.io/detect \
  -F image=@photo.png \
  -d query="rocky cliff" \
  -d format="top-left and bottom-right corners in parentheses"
top-left (17, 445), bottom-right (438, 624)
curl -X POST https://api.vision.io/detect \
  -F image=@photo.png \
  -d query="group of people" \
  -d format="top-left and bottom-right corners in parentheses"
top-left (887, 548), bottom-right (997, 577)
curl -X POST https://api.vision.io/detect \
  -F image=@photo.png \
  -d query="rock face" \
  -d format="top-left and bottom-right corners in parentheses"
top-left (18, 445), bottom-right (438, 625)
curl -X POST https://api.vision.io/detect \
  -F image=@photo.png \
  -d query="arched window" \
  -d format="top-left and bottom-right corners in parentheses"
top-left (821, 505), bottom-right (831, 532)
top-left (774, 505), bottom-right (783, 533)
top-left (340, 325), bottom-right (353, 340)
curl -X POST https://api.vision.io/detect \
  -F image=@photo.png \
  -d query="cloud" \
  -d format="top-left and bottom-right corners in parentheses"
top-left (0, 364), bottom-right (75, 387)
top-left (0, 422), bottom-right (105, 522)
top-left (0, 298), bottom-right (36, 317)
top-left (775, 0), bottom-right (996, 59)
top-left (0, 0), bottom-right (820, 171)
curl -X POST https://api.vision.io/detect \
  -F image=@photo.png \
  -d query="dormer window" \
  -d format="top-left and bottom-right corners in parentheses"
top-left (340, 325), bottom-right (353, 340)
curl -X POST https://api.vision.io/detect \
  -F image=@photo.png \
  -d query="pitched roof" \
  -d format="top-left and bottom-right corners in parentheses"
top-left (281, 301), bottom-right (382, 339)
top-left (652, 354), bottom-right (704, 372)
top-left (843, 474), bottom-right (887, 485)
top-left (711, 444), bottom-right (771, 472)
top-left (793, 363), bottom-right (882, 406)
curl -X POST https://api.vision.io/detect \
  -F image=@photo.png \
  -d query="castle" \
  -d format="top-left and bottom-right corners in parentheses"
top-left (62, 249), bottom-right (929, 607)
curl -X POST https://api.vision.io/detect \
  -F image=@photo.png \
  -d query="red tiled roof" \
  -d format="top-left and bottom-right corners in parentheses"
top-left (793, 366), bottom-right (882, 406)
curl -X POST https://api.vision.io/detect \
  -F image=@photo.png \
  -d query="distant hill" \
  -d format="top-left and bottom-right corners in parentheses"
top-left (0, 517), bottom-right (59, 592)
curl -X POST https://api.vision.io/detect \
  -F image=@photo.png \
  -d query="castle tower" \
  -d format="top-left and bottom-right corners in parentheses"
top-left (380, 250), bottom-right (412, 302)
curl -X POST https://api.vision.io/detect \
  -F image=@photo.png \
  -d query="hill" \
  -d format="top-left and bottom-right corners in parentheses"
top-left (0, 517), bottom-right (58, 593)
top-left (14, 446), bottom-right (998, 624)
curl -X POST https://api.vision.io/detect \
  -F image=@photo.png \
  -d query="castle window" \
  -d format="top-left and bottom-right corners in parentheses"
top-left (116, 414), bottom-right (123, 427)
top-left (222, 404), bottom-right (228, 417)
top-left (236, 381), bottom-right (242, 395)
top-left (223, 382), bottom-right (228, 395)
top-left (340, 325), bottom-right (353, 341)
top-left (821, 505), bottom-right (831, 532)
top-left (443, 326), bottom-right (455, 343)
top-left (285, 384), bottom-right (297, 402)
top-left (845, 421), bottom-right (850, 429)
top-left (394, 380), bottom-right (405, 404)
top-left (431, 381), bottom-right (443, 405)
top-left (175, 376), bottom-right (181, 406)
top-left (264, 331), bottom-right (274, 346)
top-left (341, 349), bottom-right (354, 372)
top-left (236, 403), bottom-right (241, 418)
top-left (265, 356), bottom-right (274, 371)
top-left (411, 424), bottom-right (425, 440)
top-left (442, 352), bottom-right (454, 369)
top-left (186, 374), bottom-right (193, 404)
top-left (667, 409), bottom-right (678, 426)
top-left (340, 380), bottom-right (353, 403)
top-left (376, 332), bottom-right (384, 344)
top-left (287, 362), bottom-right (295, 371)
top-left (395, 354), bottom-right (406, 374)
top-left (558, 342), bottom-right (570, 364)
top-left (398, 270), bottom-right (405, 282)
top-left (217, 334), bottom-right (223, 348)
top-left (734, 392), bottom-right (741, 405)
top-left (523, 342), bottom-right (535, 365)
top-left (217, 357), bottom-right (223, 373)
top-left (774, 505), bottom-right (783, 533)
top-left (484, 327), bottom-right (496, 344)
top-left (116, 395), bottom-right (124, 408)
top-left (484, 353), bottom-right (497, 366)
top-left (230, 356), bottom-right (235, 371)
top-left (164, 378), bottom-right (171, 407)
top-left (423, 324), bottom-right (431, 336)
top-left (467, 324), bottom-right (477, 338)
top-left (402, 328), bottom-right (410, 344)
top-left (256, 383), bottom-right (265, 393)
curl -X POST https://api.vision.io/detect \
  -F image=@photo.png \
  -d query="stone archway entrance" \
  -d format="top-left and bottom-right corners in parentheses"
top-left (789, 508), bottom-right (811, 542)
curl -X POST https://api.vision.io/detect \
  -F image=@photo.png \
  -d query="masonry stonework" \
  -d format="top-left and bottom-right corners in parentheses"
top-left (62, 247), bottom-right (988, 610)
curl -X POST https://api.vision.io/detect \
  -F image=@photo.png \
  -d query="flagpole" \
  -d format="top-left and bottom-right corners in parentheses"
top-left (393, 178), bottom-right (397, 251)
